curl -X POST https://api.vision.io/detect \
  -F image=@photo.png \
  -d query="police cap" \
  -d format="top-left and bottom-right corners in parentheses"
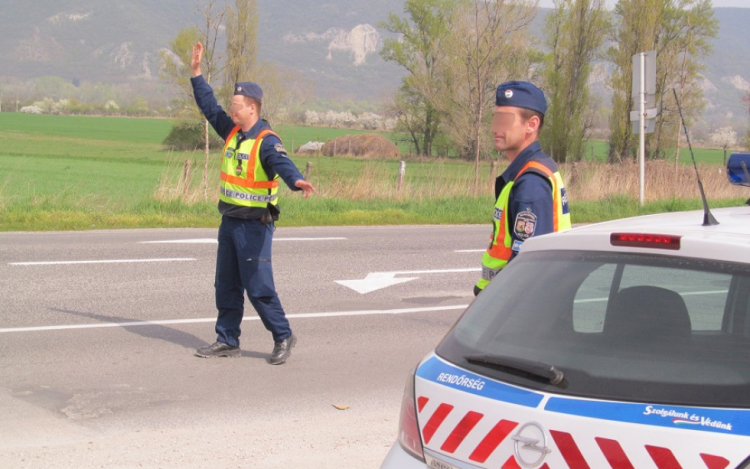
top-left (495, 81), bottom-right (547, 115)
top-left (234, 82), bottom-right (263, 102)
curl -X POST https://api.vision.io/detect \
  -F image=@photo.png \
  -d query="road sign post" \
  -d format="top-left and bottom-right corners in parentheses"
top-left (631, 50), bottom-right (657, 206)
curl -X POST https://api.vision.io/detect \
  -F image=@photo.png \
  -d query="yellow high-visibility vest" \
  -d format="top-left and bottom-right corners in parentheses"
top-left (476, 159), bottom-right (571, 291)
top-left (219, 126), bottom-right (280, 208)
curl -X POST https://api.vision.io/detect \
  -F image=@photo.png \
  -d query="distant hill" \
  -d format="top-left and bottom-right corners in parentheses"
top-left (0, 0), bottom-right (406, 101)
top-left (1, 1), bottom-right (748, 129)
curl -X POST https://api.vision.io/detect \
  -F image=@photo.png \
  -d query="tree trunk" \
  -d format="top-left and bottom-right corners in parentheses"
top-left (473, 104), bottom-right (482, 196)
top-left (423, 110), bottom-right (433, 157)
top-left (674, 120), bottom-right (681, 168)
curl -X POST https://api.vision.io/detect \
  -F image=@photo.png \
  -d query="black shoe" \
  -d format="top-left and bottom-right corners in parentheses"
top-left (269, 334), bottom-right (297, 365)
top-left (195, 341), bottom-right (240, 358)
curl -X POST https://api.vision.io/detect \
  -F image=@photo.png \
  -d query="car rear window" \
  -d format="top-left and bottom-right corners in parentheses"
top-left (436, 250), bottom-right (750, 407)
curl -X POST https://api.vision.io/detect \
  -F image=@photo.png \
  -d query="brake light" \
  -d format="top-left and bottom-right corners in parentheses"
top-left (397, 370), bottom-right (425, 461)
top-left (610, 233), bottom-right (681, 250)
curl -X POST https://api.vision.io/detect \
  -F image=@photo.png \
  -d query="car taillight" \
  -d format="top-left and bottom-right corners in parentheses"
top-left (397, 370), bottom-right (425, 461)
top-left (610, 232), bottom-right (681, 250)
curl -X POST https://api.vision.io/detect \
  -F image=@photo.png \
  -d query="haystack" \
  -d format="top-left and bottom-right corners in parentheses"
top-left (321, 134), bottom-right (400, 158)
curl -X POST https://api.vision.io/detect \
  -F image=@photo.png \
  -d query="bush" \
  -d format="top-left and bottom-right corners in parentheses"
top-left (163, 120), bottom-right (224, 151)
top-left (20, 105), bottom-right (43, 114)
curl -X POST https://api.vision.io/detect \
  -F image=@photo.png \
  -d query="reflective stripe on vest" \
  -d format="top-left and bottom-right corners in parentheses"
top-left (478, 159), bottom-right (571, 288)
top-left (219, 187), bottom-right (278, 203)
top-left (219, 127), bottom-right (280, 208)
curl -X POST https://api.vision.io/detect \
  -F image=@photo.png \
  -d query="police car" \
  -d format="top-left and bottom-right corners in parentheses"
top-left (381, 153), bottom-right (750, 469)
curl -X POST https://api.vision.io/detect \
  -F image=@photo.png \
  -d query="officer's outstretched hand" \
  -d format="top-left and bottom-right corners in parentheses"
top-left (191, 42), bottom-right (203, 77)
top-left (295, 180), bottom-right (316, 198)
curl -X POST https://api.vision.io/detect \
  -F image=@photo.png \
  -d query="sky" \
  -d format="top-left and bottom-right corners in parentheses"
top-left (537, 0), bottom-right (749, 6)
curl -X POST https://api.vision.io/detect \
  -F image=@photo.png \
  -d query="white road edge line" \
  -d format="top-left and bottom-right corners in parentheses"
top-left (0, 305), bottom-right (469, 334)
top-left (140, 238), bottom-right (347, 244)
top-left (9, 258), bottom-right (196, 266)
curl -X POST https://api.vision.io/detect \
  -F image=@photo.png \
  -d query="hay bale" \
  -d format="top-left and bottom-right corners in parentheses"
top-left (321, 133), bottom-right (400, 158)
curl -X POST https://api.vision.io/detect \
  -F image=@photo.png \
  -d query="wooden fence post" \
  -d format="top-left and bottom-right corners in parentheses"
top-left (304, 162), bottom-right (313, 180)
top-left (182, 159), bottom-right (192, 197)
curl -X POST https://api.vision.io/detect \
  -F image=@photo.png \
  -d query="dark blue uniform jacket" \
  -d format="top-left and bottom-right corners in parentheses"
top-left (495, 141), bottom-right (560, 261)
top-left (191, 75), bottom-right (304, 220)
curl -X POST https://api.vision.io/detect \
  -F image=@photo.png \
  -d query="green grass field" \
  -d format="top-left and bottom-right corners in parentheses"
top-left (581, 139), bottom-right (731, 165)
top-left (0, 113), bottom-right (745, 231)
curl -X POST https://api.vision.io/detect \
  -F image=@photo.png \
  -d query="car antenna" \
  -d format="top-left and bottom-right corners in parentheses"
top-left (672, 88), bottom-right (719, 226)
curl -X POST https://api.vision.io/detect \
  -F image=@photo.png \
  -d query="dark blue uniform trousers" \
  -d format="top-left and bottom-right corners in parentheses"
top-left (214, 215), bottom-right (292, 347)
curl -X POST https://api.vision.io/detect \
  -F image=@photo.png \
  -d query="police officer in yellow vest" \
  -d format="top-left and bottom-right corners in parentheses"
top-left (475, 81), bottom-right (571, 295)
top-left (189, 42), bottom-right (315, 364)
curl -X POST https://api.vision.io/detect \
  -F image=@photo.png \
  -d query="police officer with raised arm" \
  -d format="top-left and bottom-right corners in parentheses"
top-left (190, 42), bottom-right (315, 364)
top-left (475, 81), bottom-right (571, 295)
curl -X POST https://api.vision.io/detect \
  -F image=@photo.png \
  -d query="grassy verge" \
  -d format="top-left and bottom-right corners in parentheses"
top-left (2, 194), bottom-right (746, 232)
top-left (1, 113), bottom-right (747, 232)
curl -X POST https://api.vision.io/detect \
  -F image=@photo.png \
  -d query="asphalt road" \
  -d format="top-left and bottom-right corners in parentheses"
top-left (0, 225), bottom-right (488, 469)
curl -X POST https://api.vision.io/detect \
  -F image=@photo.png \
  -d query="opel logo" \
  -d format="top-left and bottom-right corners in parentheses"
top-left (512, 422), bottom-right (551, 468)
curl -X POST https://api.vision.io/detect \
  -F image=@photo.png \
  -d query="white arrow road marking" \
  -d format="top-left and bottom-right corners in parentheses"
top-left (140, 237), bottom-right (347, 244)
top-left (336, 268), bottom-right (481, 294)
top-left (9, 258), bottom-right (196, 266)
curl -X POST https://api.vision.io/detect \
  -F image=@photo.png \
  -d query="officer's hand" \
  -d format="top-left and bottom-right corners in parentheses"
top-left (295, 180), bottom-right (316, 198)
top-left (191, 42), bottom-right (204, 77)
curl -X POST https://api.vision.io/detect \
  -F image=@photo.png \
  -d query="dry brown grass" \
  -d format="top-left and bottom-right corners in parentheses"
top-left (154, 153), bottom-right (221, 204)
top-left (316, 159), bottom-right (746, 203)
top-left (308, 161), bottom-right (482, 201)
top-left (154, 151), bottom-right (745, 205)
top-left (563, 160), bottom-right (746, 202)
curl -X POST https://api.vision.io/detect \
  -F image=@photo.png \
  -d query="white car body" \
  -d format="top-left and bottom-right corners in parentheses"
top-left (382, 204), bottom-right (750, 469)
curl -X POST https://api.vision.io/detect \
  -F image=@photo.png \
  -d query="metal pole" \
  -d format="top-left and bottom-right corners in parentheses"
top-left (639, 52), bottom-right (646, 206)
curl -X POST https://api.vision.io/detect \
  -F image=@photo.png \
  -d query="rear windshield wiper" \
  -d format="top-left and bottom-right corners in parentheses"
top-left (465, 354), bottom-right (565, 386)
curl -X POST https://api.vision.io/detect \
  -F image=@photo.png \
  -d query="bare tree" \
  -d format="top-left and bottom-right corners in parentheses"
top-left (254, 63), bottom-right (314, 126)
top-left (220, 0), bottom-right (259, 105)
top-left (159, 27), bottom-right (202, 119)
top-left (709, 126), bottom-right (737, 165)
top-left (221, 0), bottom-right (312, 126)
top-left (433, 0), bottom-right (538, 193)
top-left (196, 0), bottom-right (228, 198)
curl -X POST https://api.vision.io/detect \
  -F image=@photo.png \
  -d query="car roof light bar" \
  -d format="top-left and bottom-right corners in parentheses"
top-left (610, 233), bottom-right (681, 250)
